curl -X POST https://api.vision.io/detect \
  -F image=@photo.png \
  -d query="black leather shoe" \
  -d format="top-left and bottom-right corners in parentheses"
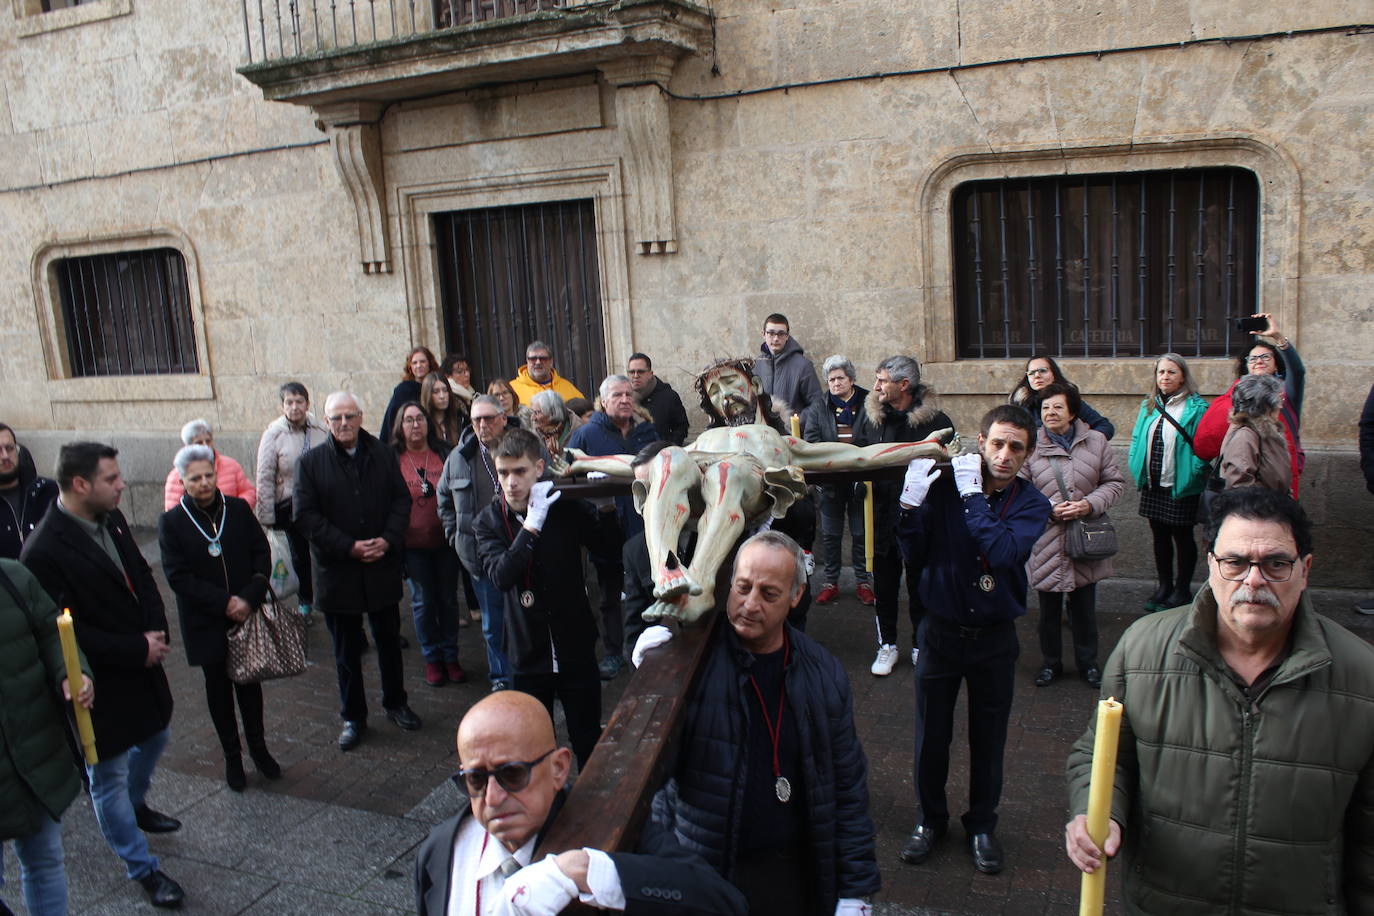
top-left (1034, 666), bottom-right (1060, 687)
top-left (134, 805), bottom-right (182, 833)
top-left (1144, 582), bottom-right (1171, 612)
top-left (338, 720), bottom-right (366, 751)
top-left (225, 756), bottom-right (246, 792)
top-left (1083, 667), bottom-right (1102, 688)
top-left (899, 823), bottom-right (947, 864)
top-left (385, 705), bottom-right (422, 731)
top-left (137, 869), bottom-right (185, 908)
top-left (970, 832), bottom-right (1004, 874)
top-left (248, 744), bottom-right (282, 779)
top-left (1164, 587), bottom-right (1193, 609)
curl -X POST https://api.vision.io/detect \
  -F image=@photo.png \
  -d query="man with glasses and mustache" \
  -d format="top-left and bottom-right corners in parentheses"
top-left (509, 340), bottom-right (586, 406)
top-left (414, 690), bottom-right (745, 915)
top-left (1065, 487), bottom-right (1374, 915)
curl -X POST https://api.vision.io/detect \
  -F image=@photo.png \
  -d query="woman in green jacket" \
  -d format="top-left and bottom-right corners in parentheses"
top-left (1127, 354), bottom-right (1210, 612)
top-left (0, 558), bottom-right (92, 916)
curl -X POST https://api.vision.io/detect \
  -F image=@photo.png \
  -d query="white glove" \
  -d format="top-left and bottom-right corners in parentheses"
top-left (802, 550), bottom-right (816, 577)
top-left (835, 899), bottom-right (872, 916)
top-left (586, 471), bottom-right (608, 481)
top-left (951, 453), bottom-right (984, 498)
top-left (501, 855), bottom-right (577, 916)
top-left (524, 480), bottom-right (562, 531)
top-left (632, 625), bottom-right (673, 668)
top-left (899, 458), bottom-right (941, 508)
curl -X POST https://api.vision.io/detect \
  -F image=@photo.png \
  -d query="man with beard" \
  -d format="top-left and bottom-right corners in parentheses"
top-left (0, 424), bottom-right (58, 560)
top-left (1065, 487), bottom-right (1374, 914)
top-left (561, 358), bottom-right (951, 624)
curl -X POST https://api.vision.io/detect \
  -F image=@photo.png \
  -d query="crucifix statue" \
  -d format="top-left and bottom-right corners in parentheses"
top-left (560, 357), bottom-right (952, 623)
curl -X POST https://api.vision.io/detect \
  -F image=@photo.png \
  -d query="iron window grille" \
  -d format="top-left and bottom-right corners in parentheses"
top-left (952, 167), bottom-right (1260, 359)
top-left (53, 247), bottom-right (199, 377)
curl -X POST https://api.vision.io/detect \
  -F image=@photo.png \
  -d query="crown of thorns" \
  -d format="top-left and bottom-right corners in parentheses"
top-left (692, 357), bottom-right (756, 400)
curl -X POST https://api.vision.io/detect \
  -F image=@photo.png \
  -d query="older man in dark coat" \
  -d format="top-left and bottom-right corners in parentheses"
top-left (20, 441), bottom-right (185, 908)
top-left (295, 391), bottom-right (420, 752)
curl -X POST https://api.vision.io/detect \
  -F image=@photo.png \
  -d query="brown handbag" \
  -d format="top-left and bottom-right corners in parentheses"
top-left (226, 590), bottom-right (308, 685)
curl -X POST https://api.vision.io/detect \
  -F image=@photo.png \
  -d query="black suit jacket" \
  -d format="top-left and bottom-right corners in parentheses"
top-left (20, 505), bottom-right (173, 758)
top-left (414, 793), bottom-right (746, 916)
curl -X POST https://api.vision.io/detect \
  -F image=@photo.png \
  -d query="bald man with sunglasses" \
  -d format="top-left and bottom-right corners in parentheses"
top-left (415, 691), bottom-right (745, 916)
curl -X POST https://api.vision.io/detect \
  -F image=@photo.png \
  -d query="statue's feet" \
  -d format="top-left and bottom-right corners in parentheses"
top-left (653, 563), bottom-right (702, 602)
top-left (642, 591), bottom-right (714, 626)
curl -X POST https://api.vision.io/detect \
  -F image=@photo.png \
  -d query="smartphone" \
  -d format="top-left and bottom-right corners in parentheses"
top-left (1236, 316), bottom-right (1267, 333)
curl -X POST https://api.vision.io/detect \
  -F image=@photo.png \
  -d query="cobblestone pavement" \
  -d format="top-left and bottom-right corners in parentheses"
top-left (8, 533), bottom-right (1371, 914)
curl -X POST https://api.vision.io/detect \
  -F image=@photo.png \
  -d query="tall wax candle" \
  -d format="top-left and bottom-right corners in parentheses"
top-left (864, 481), bottom-right (875, 573)
top-left (57, 609), bottom-right (98, 765)
top-left (790, 414), bottom-right (801, 438)
top-left (1079, 696), bottom-right (1122, 916)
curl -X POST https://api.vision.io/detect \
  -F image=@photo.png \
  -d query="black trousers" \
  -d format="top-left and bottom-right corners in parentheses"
top-left (873, 543), bottom-right (925, 648)
top-left (324, 606), bottom-right (407, 722)
top-left (285, 520), bottom-right (314, 605)
top-left (913, 616), bottom-right (1018, 834)
top-left (1036, 585), bottom-right (1098, 673)
top-left (201, 658), bottom-right (266, 757)
top-left (514, 672), bottom-right (602, 769)
top-left (590, 554), bottom-right (624, 657)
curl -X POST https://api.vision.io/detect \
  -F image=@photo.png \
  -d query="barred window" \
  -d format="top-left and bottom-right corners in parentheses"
top-left (952, 167), bottom-right (1260, 359)
top-left (53, 248), bottom-right (199, 377)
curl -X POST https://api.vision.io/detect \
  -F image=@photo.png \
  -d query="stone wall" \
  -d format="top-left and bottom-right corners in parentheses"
top-left (1, 0), bottom-right (1371, 583)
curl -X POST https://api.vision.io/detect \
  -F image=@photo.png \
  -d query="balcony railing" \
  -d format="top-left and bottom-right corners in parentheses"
top-left (239, 0), bottom-right (579, 64)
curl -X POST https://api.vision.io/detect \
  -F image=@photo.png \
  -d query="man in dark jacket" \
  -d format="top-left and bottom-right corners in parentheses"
top-left (895, 405), bottom-right (1050, 875)
top-left (755, 313), bottom-right (822, 420)
top-left (415, 690), bottom-right (746, 916)
top-left (567, 375), bottom-right (658, 680)
top-left (640, 531), bottom-right (880, 916)
top-left (0, 424), bottom-right (58, 560)
top-left (0, 558), bottom-right (92, 915)
top-left (859, 355), bottom-right (955, 676)
top-left (1066, 487), bottom-right (1374, 915)
top-left (801, 356), bottom-right (875, 606)
top-left (295, 391), bottom-right (421, 752)
top-left (20, 442), bottom-right (185, 908)
top-left (475, 429), bottom-right (620, 767)
top-left (628, 353), bottom-right (689, 446)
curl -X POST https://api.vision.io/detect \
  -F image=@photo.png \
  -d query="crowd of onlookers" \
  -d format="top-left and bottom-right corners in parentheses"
top-left (2, 305), bottom-right (1372, 915)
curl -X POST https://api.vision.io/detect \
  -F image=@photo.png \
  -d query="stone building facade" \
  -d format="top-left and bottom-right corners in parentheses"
top-left (0, 0), bottom-right (1370, 583)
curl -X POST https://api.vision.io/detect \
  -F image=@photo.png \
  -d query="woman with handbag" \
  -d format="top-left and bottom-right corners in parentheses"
top-left (1127, 354), bottom-right (1211, 613)
top-left (158, 445), bottom-right (281, 791)
top-left (1021, 384), bottom-right (1124, 688)
top-left (1218, 374), bottom-right (1293, 496)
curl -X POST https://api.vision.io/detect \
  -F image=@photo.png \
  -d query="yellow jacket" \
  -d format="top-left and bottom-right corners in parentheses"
top-left (508, 366), bottom-right (585, 405)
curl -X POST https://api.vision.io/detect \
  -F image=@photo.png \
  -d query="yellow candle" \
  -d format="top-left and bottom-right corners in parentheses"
top-left (1080, 696), bottom-right (1122, 916)
top-left (57, 609), bottom-right (98, 765)
top-left (789, 414), bottom-right (801, 438)
top-left (864, 481), bottom-right (875, 573)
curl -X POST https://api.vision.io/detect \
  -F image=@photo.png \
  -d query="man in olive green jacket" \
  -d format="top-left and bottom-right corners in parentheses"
top-left (0, 559), bottom-right (92, 915)
top-left (1065, 487), bottom-right (1374, 915)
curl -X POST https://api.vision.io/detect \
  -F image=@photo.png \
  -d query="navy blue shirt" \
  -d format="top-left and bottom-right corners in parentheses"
top-left (896, 471), bottom-right (1050, 626)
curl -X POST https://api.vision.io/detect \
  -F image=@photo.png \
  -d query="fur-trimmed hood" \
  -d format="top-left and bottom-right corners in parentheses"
top-left (864, 387), bottom-right (942, 430)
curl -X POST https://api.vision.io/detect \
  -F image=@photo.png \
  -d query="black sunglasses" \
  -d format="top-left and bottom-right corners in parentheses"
top-left (451, 748), bottom-right (556, 798)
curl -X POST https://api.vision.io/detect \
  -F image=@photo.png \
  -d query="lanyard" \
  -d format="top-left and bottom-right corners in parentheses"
top-left (179, 495), bottom-right (226, 556)
top-left (479, 444), bottom-right (499, 492)
top-left (475, 832), bottom-right (488, 916)
top-left (746, 633), bottom-right (791, 798)
top-left (976, 479), bottom-right (1018, 574)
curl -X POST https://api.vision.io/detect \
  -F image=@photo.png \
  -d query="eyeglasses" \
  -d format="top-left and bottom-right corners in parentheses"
top-left (526, 354), bottom-right (551, 363)
top-left (451, 748), bottom-right (556, 798)
top-left (472, 414), bottom-right (502, 425)
top-left (626, 368), bottom-right (649, 376)
top-left (763, 329), bottom-right (789, 338)
top-left (325, 412), bottom-right (361, 423)
top-left (1026, 368), bottom-right (1052, 378)
top-left (1209, 552), bottom-right (1299, 582)
top-left (401, 416), bottom-right (427, 426)
top-left (1245, 354), bottom-right (1275, 364)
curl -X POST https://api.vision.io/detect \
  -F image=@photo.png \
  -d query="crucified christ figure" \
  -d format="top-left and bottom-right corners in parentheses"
top-left (560, 357), bottom-right (951, 624)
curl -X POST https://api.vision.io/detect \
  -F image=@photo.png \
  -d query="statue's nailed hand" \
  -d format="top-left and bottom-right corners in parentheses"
top-left (524, 480), bottom-right (562, 532)
top-left (899, 458), bottom-right (941, 508)
top-left (547, 450), bottom-right (572, 477)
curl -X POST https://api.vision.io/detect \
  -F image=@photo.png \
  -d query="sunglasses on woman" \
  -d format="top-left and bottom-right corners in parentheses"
top-left (450, 748), bottom-right (556, 798)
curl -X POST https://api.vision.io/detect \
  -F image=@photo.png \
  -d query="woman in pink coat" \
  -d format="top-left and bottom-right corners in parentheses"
top-left (163, 419), bottom-right (257, 511)
top-left (1020, 383), bottom-right (1124, 689)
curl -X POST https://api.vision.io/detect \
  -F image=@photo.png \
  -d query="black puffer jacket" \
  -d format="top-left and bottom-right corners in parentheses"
top-left (0, 459), bottom-right (58, 561)
top-left (646, 621), bottom-right (880, 914)
top-left (858, 389), bottom-right (955, 553)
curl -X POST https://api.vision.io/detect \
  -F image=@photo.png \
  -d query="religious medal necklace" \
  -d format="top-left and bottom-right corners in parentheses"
top-left (975, 479), bottom-right (1018, 594)
top-left (180, 494), bottom-right (226, 558)
top-left (498, 500), bottom-right (537, 608)
top-left (746, 632), bottom-right (793, 803)
top-left (404, 450), bottom-right (437, 500)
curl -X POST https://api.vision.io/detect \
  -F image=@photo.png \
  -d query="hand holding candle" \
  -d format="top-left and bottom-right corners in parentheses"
top-left (57, 608), bottom-right (99, 765)
top-left (1077, 696), bottom-right (1122, 916)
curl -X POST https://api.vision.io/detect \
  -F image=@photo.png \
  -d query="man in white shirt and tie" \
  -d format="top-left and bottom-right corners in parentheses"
top-left (414, 690), bottom-right (745, 915)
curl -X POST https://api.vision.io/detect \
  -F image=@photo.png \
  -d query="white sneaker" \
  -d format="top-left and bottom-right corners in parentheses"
top-left (911, 648), bottom-right (920, 667)
top-left (871, 644), bottom-right (899, 676)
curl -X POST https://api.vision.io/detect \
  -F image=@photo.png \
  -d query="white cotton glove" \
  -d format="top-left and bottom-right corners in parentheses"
top-left (632, 625), bottom-right (674, 668)
top-left (802, 550), bottom-right (816, 577)
top-left (951, 453), bottom-right (984, 498)
top-left (524, 480), bottom-right (562, 532)
top-left (834, 899), bottom-right (872, 916)
top-left (586, 471), bottom-right (608, 481)
top-left (500, 855), bottom-right (578, 916)
top-left (899, 458), bottom-right (941, 508)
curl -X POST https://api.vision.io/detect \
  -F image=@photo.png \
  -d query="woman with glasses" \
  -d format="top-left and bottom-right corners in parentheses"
top-left (392, 402), bottom-right (465, 687)
top-left (1008, 356), bottom-right (1115, 440)
top-left (1218, 375), bottom-right (1293, 496)
top-left (486, 379), bottom-right (524, 425)
top-left (1193, 312), bottom-right (1306, 494)
top-left (1128, 354), bottom-right (1211, 612)
top-left (527, 389), bottom-right (583, 456)
top-left (439, 353), bottom-right (476, 418)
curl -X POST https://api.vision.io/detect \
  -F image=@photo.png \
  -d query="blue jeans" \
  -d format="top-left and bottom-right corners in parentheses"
top-left (817, 483), bottom-right (870, 585)
top-left (406, 546), bottom-right (460, 664)
top-left (472, 575), bottom-right (511, 686)
top-left (87, 725), bottom-right (170, 880)
top-left (1, 812), bottom-right (67, 915)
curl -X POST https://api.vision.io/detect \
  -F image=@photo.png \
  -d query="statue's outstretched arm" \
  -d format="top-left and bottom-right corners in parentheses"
top-left (788, 428), bottom-right (954, 471)
top-left (562, 448), bottom-right (637, 478)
